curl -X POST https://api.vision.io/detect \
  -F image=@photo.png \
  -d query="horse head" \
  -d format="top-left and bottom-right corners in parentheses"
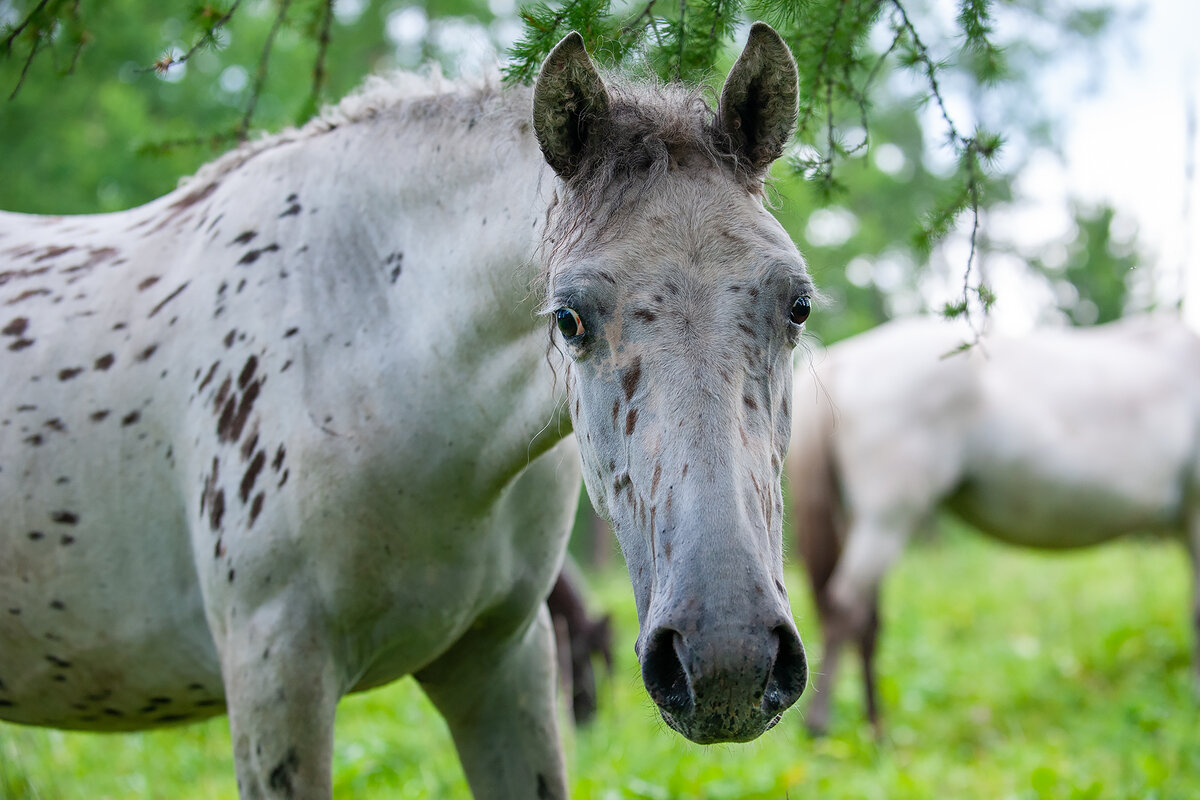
top-left (533, 24), bottom-right (811, 744)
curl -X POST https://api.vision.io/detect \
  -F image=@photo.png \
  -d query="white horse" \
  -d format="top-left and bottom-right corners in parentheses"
top-left (788, 314), bottom-right (1200, 734)
top-left (0, 25), bottom-right (814, 798)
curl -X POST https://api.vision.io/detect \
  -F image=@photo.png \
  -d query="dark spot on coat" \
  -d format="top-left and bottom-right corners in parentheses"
top-left (272, 445), bottom-right (286, 471)
top-left (214, 376), bottom-right (232, 410)
top-left (209, 489), bottom-right (225, 532)
top-left (284, 327), bottom-right (299, 338)
top-left (240, 429), bottom-right (259, 462)
top-left (738, 323), bottom-right (755, 338)
top-left (237, 243), bottom-right (280, 265)
top-left (121, 411), bottom-right (141, 426)
top-left (136, 345), bottom-right (157, 362)
top-left (238, 356), bottom-right (258, 390)
top-left (50, 600), bottom-right (65, 611)
top-left (279, 203), bottom-right (301, 218)
top-left (90, 410), bottom-right (110, 422)
top-left (58, 367), bottom-right (83, 381)
top-left (27, 531), bottom-right (44, 541)
top-left (6, 287), bottom-right (52, 305)
top-left (24, 433), bottom-right (43, 446)
top-left (231, 231), bottom-right (257, 246)
top-left (268, 747), bottom-right (300, 797)
top-left (621, 358), bottom-right (643, 401)
top-left (2, 317), bottom-right (28, 336)
top-left (223, 330), bottom-right (236, 348)
top-left (217, 378), bottom-right (261, 444)
top-left (240, 451), bottom-right (266, 503)
top-left (625, 408), bottom-right (638, 436)
top-left (51, 511), bottom-right (78, 525)
top-left (45, 654), bottom-right (71, 668)
top-left (198, 361), bottom-right (220, 392)
top-left (33, 245), bottom-right (75, 263)
top-left (148, 282), bottom-right (189, 318)
top-left (94, 353), bottom-right (115, 370)
top-left (632, 308), bottom-right (656, 323)
top-left (744, 394), bottom-right (758, 411)
top-left (249, 492), bottom-right (265, 526)
top-left (8, 337), bottom-right (34, 350)
top-left (651, 462), bottom-right (662, 496)
top-left (60, 534), bottom-right (75, 546)
top-left (137, 276), bottom-right (160, 291)
top-left (44, 418), bottom-right (65, 432)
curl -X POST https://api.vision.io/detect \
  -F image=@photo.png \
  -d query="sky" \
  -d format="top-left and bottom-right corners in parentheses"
top-left (995, 0), bottom-right (1199, 331)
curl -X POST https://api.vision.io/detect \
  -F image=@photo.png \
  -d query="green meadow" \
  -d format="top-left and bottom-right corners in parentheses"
top-left (4, 526), bottom-right (1198, 799)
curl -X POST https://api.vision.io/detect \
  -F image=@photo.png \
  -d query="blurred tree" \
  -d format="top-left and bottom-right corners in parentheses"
top-left (1, 0), bottom-right (1127, 338)
top-left (1029, 202), bottom-right (1140, 326)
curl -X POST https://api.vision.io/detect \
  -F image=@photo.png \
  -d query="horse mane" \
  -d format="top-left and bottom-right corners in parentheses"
top-left (181, 68), bottom-right (519, 189)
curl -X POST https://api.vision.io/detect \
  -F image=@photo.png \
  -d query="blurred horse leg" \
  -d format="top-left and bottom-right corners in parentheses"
top-left (857, 590), bottom-right (882, 736)
top-left (1188, 506), bottom-right (1200, 692)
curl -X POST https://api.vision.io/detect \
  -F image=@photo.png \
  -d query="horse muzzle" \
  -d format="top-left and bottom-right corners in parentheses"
top-left (638, 618), bottom-right (807, 743)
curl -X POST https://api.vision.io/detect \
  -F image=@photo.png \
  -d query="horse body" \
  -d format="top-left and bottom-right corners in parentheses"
top-left (2, 80), bottom-right (580, 790)
top-left (790, 314), bottom-right (1200, 733)
top-left (2, 25), bottom-right (812, 799)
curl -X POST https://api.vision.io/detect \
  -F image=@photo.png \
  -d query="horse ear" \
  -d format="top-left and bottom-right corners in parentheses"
top-left (717, 22), bottom-right (799, 178)
top-left (533, 31), bottom-right (611, 179)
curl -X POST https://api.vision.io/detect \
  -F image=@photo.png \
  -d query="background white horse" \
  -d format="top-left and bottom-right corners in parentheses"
top-left (788, 314), bottom-right (1200, 734)
top-left (0, 25), bottom-right (813, 799)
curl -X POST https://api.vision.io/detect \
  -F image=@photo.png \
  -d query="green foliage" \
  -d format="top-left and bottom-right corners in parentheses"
top-left (1030, 203), bottom-right (1141, 326)
top-left (3, 530), bottom-right (1197, 797)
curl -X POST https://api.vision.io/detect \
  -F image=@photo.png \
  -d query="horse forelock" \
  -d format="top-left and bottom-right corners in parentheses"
top-left (537, 76), bottom-right (762, 286)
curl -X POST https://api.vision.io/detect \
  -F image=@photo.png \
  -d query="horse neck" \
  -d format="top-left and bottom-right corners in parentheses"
top-left (287, 85), bottom-right (573, 489)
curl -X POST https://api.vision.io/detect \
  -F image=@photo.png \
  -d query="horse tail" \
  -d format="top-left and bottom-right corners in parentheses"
top-left (788, 382), bottom-right (842, 616)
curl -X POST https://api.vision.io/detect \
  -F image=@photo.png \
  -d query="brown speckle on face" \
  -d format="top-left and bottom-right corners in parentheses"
top-left (121, 411), bottom-right (141, 427)
top-left (90, 410), bottom-right (110, 422)
top-left (94, 353), bottom-right (115, 370)
top-left (137, 276), bottom-right (160, 292)
top-left (625, 407), bottom-right (638, 436)
top-left (621, 358), bottom-right (643, 402)
top-left (231, 231), bottom-right (257, 246)
top-left (136, 345), bottom-right (157, 362)
top-left (57, 367), bottom-right (83, 381)
top-left (8, 338), bottom-right (34, 351)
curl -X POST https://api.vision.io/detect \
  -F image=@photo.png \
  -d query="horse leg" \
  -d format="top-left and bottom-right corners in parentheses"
top-left (1187, 507), bottom-right (1200, 691)
top-left (804, 604), bottom-right (849, 737)
top-left (822, 518), bottom-right (910, 733)
top-left (218, 599), bottom-right (342, 800)
top-left (418, 604), bottom-right (567, 800)
top-left (857, 591), bottom-right (882, 737)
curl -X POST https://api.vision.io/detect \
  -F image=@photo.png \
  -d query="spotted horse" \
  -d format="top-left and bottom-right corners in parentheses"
top-left (0, 25), bottom-right (813, 799)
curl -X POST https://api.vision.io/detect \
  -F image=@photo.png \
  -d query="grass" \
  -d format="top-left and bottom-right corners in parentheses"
top-left (3, 524), bottom-right (1198, 799)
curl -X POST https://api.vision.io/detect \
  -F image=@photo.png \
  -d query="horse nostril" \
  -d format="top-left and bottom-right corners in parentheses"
top-left (641, 629), bottom-right (693, 717)
top-left (762, 624), bottom-right (807, 716)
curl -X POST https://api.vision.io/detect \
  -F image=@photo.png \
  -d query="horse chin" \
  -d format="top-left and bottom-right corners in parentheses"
top-left (655, 705), bottom-right (779, 745)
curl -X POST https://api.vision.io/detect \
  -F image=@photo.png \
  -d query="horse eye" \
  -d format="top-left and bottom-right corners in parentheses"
top-left (790, 296), bottom-right (812, 325)
top-left (555, 307), bottom-right (585, 339)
